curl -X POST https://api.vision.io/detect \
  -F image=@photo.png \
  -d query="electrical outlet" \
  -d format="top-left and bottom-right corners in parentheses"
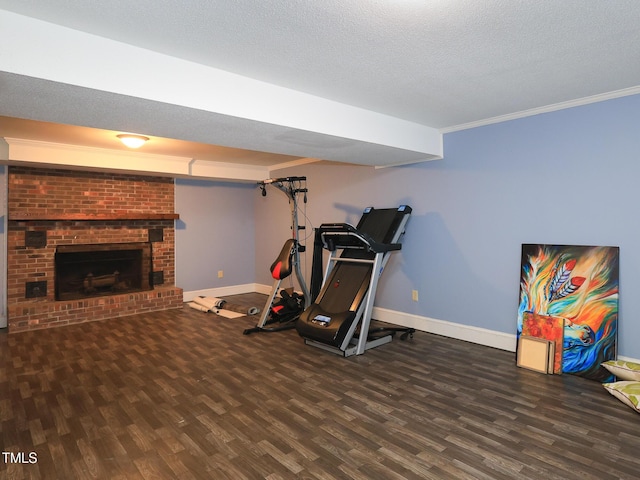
top-left (218, 270), bottom-right (224, 278)
top-left (412, 289), bottom-right (419, 302)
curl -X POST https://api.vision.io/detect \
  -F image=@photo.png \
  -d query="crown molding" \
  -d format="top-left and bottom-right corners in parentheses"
top-left (1, 138), bottom-right (268, 182)
top-left (441, 85), bottom-right (640, 134)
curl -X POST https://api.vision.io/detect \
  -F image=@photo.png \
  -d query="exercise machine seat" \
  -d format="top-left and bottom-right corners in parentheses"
top-left (270, 239), bottom-right (295, 280)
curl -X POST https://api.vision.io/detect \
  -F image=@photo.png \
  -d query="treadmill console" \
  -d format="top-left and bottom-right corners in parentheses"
top-left (311, 314), bottom-right (331, 326)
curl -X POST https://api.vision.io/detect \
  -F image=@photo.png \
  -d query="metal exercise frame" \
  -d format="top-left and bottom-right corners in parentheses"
top-left (258, 176), bottom-right (310, 309)
top-left (244, 177), bottom-right (310, 335)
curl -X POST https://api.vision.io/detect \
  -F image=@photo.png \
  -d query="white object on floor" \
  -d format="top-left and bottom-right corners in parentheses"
top-left (187, 299), bottom-right (245, 319)
top-left (193, 296), bottom-right (226, 310)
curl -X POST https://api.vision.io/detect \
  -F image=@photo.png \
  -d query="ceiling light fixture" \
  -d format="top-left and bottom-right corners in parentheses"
top-left (117, 134), bottom-right (149, 149)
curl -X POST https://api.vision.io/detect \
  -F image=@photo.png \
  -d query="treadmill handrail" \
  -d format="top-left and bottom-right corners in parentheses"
top-left (318, 223), bottom-right (402, 253)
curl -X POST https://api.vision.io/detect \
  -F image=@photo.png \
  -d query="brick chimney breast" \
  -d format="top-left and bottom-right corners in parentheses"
top-left (6, 167), bottom-right (183, 332)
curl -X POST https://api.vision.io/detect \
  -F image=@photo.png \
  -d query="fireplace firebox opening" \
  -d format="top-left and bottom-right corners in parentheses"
top-left (55, 242), bottom-right (153, 301)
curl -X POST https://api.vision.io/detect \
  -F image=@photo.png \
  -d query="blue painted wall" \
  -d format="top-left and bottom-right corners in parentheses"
top-left (434, 94), bottom-right (640, 359)
top-left (175, 178), bottom-right (256, 291)
top-left (255, 94), bottom-right (640, 358)
top-left (175, 94), bottom-right (640, 359)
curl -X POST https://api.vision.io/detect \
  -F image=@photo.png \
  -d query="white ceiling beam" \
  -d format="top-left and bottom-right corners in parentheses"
top-left (0, 10), bottom-right (442, 167)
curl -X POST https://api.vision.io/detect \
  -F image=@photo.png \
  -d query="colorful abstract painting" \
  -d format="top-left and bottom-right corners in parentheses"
top-left (517, 244), bottom-right (619, 382)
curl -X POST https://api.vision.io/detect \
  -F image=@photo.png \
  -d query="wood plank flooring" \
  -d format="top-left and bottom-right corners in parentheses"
top-left (1, 293), bottom-right (639, 479)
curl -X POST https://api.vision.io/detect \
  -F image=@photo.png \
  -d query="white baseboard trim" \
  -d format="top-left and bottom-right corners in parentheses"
top-left (618, 355), bottom-right (640, 364)
top-left (185, 285), bottom-right (516, 352)
top-left (183, 285), bottom-right (640, 362)
top-left (254, 283), bottom-right (272, 295)
top-left (371, 308), bottom-right (640, 363)
top-left (372, 307), bottom-right (517, 352)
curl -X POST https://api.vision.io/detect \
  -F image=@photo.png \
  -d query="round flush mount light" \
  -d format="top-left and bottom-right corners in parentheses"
top-left (117, 134), bottom-right (149, 149)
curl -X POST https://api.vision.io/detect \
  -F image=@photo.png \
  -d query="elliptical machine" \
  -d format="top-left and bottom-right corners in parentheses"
top-left (243, 176), bottom-right (311, 334)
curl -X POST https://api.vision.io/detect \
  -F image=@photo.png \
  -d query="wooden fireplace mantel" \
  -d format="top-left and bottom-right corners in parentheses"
top-left (9, 212), bottom-right (180, 221)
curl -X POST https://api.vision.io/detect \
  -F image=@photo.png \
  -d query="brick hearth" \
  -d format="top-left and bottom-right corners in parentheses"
top-left (7, 166), bottom-right (183, 332)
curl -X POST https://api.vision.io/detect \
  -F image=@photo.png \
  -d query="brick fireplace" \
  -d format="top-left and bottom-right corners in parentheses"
top-left (6, 166), bottom-right (183, 332)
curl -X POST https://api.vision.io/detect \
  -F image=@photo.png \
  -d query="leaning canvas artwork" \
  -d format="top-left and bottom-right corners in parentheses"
top-left (521, 312), bottom-right (564, 374)
top-left (517, 244), bottom-right (619, 382)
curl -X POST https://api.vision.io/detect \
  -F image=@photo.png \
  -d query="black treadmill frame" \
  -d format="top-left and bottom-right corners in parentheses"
top-left (297, 206), bottom-right (412, 356)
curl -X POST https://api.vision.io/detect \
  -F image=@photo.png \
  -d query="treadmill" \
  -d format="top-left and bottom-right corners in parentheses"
top-left (296, 206), bottom-right (414, 356)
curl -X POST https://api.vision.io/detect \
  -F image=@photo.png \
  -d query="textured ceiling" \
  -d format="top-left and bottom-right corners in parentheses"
top-left (1, 1), bottom-right (640, 171)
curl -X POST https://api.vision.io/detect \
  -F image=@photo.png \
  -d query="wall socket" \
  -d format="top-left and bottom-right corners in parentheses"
top-left (218, 270), bottom-right (224, 278)
top-left (411, 289), bottom-right (419, 302)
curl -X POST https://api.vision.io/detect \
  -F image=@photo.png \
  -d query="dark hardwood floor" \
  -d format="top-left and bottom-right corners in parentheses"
top-left (1, 293), bottom-right (639, 479)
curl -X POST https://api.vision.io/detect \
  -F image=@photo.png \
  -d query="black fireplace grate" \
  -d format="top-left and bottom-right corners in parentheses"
top-left (54, 242), bottom-right (152, 301)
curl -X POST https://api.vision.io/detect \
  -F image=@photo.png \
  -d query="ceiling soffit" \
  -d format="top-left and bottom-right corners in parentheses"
top-left (0, 10), bottom-right (443, 173)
